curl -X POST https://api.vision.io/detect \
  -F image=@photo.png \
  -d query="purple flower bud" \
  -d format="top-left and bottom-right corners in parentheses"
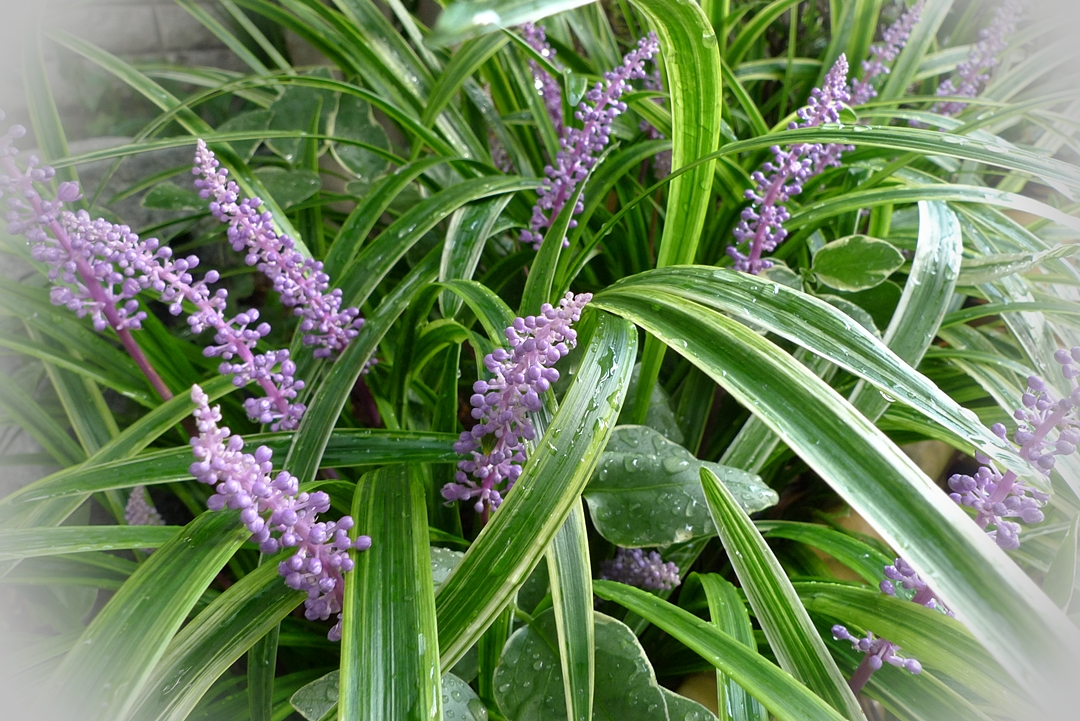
top-left (189, 385), bottom-right (366, 639)
top-left (193, 141), bottom-right (364, 358)
top-left (444, 293), bottom-right (591, 513)
top-left (931, 0), bottom-right (1023, 117)
top-left (598, 547), bottom-right (680, 591)
top-left (521, 32), bottom-right (660, 250)
top-left (729, 56), bottom-right (854, 274)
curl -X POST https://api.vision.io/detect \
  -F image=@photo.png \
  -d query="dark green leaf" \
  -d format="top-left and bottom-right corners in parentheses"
top-left (585, 425), bottom-right (776, 547)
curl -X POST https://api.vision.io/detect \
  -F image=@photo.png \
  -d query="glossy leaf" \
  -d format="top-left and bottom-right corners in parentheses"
top-left (128, 561), bottom-right (303, 721)
top-left (494, 609), bottom-right (696, 721)
top-left (37, 511), bottom-right (250, 721)
top-left (0, 526), bottom-right (180, 561)
top-left (545, 501), bottom-right (594, 721)
top-left (694, 574), bottom-right (766, 721)
top-left (588, 288), bottom-right (1080, 711)
top-left (812, 235), bottom-right (904, 292)
top-left (585, 425), bottom-right (776, 547)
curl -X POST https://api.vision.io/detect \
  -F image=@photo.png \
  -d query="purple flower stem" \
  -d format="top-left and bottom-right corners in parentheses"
top-left (849, 647), bottom-right (886, 694)
top-left (991, 405), bottom-right (1066, 503)
top-left (0, 155), bottom-right (173, 401)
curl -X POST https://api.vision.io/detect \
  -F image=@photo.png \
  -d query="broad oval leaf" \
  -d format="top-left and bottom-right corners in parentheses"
top-left (812, 235), bottom-right (904, 292)
top-left (585, 425), bottom-right (776, 547)
top-left (253, 166), bottom-right (322, 208)
top-left (493, 609), bottom-right (713, 721)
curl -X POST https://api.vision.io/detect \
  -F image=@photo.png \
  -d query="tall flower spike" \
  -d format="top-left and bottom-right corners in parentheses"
top-left (193, 141), bottom-right (363, 358)
top-left (520, 22), bottom-right (564, 135)
top-left (599, 547), bottom-right (680, 591)
top-left (932, 0), bottom-right (1022, 117)
top-left (946, 351), bottom-right (1080, 550)
top-left (0, 119), bottom-right (306, 430)
top-left (850, 0), bottom-right (926, 106)
top-left (728, 55), bottom-right (853, 274)
top-left (521, 33), bottom-right (661, 250)
top-left (833, 557), bottom-right (943, 692)
top-left (0, 118), bottom-right (171, 400)
top-left (190, 385), bottom-right (370, 640)
top-left (443, 292), bottom-right (591, 514)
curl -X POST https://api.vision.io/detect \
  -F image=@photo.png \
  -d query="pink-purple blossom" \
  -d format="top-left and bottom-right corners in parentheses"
top-left (193, 141), bottom-right (363, 358)
top-left (0, 120), bottom-right (311, 430)
top-left (189, 384), bottom-right (369, 640)
top-left (521, 33), bottom-right (661, 250)
top-left (946, 355), bottom-right (1079, 550)
top-left (932, 0), bottom-right (1023, 117)
top-left (833, 557), bottom-right (945, 692)
top-left (520, 22), bottom-right (564, 136)
top-left (832, 626), bottom-right (922, 688)
top-left (442, 292), bottom-right (591, 514)
top-left (598, 547), bottom-right (680, 591)
top-left (125, 486), bottom-right (165, 527)
top-left (851, 0), bottom-right (926, 106)
top-left (728, 55), bottom-right (854, 274)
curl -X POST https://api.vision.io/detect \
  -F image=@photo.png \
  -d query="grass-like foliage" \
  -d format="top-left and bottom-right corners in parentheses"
top-left (2, 0), bottom-right (1080, 719)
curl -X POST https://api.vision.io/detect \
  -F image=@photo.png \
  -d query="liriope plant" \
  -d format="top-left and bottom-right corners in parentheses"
top-left (1, 1), bottom-right (1079, 720)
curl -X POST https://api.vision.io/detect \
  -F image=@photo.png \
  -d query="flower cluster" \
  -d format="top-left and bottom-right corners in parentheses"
top-left (729, 3), bottom-right (927, 275)
top-left (831, 627), bottom-right (922, 684)
top-left (521, 33), bottom-right (660, 250)
top-left (520, 22), bottom-right (564, 135)
top-left (880, 557), bottom-right (951, 615)
top-left (442, 292), bottom-right (591, 514)
top-left (0, 121), bottom-right (316, 430)
top-left (727, 56), bottom-right (853, 274)
top-left (125, 486), bottom-right (165, 527)
top-left (850, 0), bottom-right (926, 106)
top-left (832, 557), bottom-right (946, 692)
top-left (599, 547), bottom-right (680, 591)
top-left (189, 385), bottom-right (369, 640)
top-left (193, 141), bottom-right (363, 358)
top-left (947, 356), bottom-right (1079, 550)
top-left (932, 0), bottom-right (1023, 117)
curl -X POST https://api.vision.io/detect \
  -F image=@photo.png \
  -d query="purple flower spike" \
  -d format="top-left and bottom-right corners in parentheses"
top-left (946, 354), bottom-right (1080, 550)
top-left (728, 55), bottom-right (853, 275)
top-left (880, 557), bottom-right (951, 615)
top-left (443, 292), bottom-right (591, 514)
top-left (520, 23), bottom-right (564, 135)
top-left (193, 141), bottom-right (363, 358)
top-left (190, 385), bottom-right (368, 640)
top-left (835, 556), bottom-right (948, 693)
top-left (932, 0), bottom-right (1023, 117)
top-left (521, 33), bottom-right (661, 250)
top-left (832, 625), bottom-right (922, 693)
top-left (599, 547), bottom-right (680, 591)
top-left (851, 0), bottom-right (926, 106)
top-left (0, 119), bottom-right (304, 428)
top-left (125, 486), bottom-right (164, 527)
